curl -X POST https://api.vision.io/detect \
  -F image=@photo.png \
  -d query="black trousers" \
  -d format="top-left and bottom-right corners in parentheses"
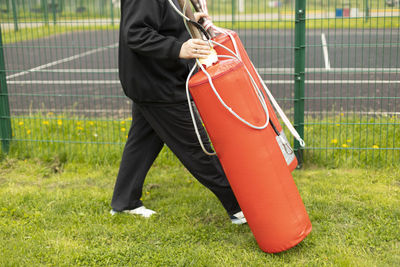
top-left (111, 102), bottom-right (241, 215)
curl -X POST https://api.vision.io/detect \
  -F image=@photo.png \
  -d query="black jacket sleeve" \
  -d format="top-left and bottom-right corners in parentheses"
top-left (121, 0), bottom-right (183, 59)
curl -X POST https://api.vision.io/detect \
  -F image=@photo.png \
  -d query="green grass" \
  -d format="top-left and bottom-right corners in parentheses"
top-left (2, 24), bottom-right (119, 44)
top-left (2, 112), bottom-right (398, 168)
top-left (303, 114), bottom-right (400, 168)
top-left (2, 15), bottom-right (398, 44)
top-left (0, 157), bottom-right (399, 266)
top-left (3, 113), bottom-right (131, 164)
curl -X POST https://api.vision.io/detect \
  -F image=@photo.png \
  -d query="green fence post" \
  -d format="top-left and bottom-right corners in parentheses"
top-left (364, 0), bottom-right (369, 22)
top-left (100, 0), bottom-right (105, 17)
top-left (231, 0), bottom-right (236, 27)
top-left (22, 0), bottom-right (26, 14)
top-left (42, 0), bottom-right (49, 25)
top-left (60, 0), bottom-right (64, 13)
top-left (0, 25), bottom-right (12, 153)
top-left (110, 0), bottom-right (114, 26)
top-left (294, 0), bottom-right (306, 166)
top-left (11, 0), bottom-right (19, 32)
top-left (51, 0), bottom-right (57, 25)
top-left (6, 0), bottom-right (10, 12)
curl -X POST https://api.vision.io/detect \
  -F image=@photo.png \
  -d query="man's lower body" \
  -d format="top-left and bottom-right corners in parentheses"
top-left (111, 101), bottom-right (242, 218)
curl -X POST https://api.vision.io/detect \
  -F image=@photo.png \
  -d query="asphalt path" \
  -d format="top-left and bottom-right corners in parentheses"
top-left (3, 28), bottom-right (400, 117)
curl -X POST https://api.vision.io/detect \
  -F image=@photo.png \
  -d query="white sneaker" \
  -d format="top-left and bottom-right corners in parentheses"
top-left (110, 206), bottom-right (156, 218)
top-left (124, 206), bottom-right (156, 218)
top-left (230, 211), bottom-right (247, 225)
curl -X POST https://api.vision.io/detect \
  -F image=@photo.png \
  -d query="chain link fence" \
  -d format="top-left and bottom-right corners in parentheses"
top-left (0, 0), bottom-right (399, 166)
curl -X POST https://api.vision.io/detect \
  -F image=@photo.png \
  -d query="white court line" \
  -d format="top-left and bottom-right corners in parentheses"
top-left (28, 69), bottom-right (119, 73)
top-left (5, 43), bottom-right (118, 80)
top-left (7, 67), bottom-right (399, 75)
top-left (7, 80), bottom-right (400, 85)
top-left (263, 80), bottom-right (400, 84)
top-left (7, 80), bottom-right (121, 84)
top-left (257, 68), bottom-right (400, 73)
top-left (321, 33), bottom-right (331, 70)
top-left (16, 68), bottom-right (400, 73)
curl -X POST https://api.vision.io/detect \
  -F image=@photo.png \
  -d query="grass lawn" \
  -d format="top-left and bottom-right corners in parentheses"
top-left (5, 113), bottom-right (399, 168)
top-left (1, 24), bottom-right (119, 44)
top-left (0, 156), bottom-right (399, 266)
top-left (2, 16), bottom-right (398, 44)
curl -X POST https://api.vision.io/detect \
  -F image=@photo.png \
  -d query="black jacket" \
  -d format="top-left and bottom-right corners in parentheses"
top-left (119, 0), bottom-right (194, 104)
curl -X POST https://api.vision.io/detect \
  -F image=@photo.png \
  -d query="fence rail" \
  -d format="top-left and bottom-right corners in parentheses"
top-left (0, 0), bottom-right (399, 167)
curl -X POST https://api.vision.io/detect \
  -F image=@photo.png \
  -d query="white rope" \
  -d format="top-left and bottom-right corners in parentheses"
top-left (195, 55), bottom-right (270, 130)
top-left (185, 53), bottom-right (271, 156)
top-left (186, 64), bottom-right (216, 155)
top-left (171, 0), bottom-right (217, 155)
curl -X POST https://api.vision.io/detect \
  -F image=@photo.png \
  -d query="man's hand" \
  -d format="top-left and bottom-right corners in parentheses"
top-left (194, 12), bottom-right (211, 23)
top-left (179, 39), bottom-right (211, 59)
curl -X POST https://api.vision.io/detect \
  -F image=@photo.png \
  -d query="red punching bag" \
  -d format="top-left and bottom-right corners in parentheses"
top-left (212, 30), bottom-right (299, 171)
top-left (188, 58), bottom-right (312, 253)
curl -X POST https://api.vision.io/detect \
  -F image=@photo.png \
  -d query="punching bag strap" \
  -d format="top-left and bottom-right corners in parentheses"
top-left (190, 0), bottom-right (216, 37)
top-left (175, 0), bottom-right (203, 39)
top-left (187, 20), bottom-right (211, 40)
top-left (210, 38), bottom-right (306, 147)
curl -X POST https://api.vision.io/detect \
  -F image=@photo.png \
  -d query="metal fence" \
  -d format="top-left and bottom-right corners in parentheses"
top-left (0, 0), bottom-right (399, 166)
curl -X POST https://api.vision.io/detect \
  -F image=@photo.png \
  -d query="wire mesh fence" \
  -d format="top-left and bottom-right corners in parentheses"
top-left (0, 0), bottom-right (399, 167)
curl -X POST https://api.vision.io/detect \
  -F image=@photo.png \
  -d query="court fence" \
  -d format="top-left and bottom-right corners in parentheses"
top-left (0, 0), bottom-right (399, 167)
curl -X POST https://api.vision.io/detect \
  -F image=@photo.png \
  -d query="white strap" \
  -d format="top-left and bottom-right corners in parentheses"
top-left (215, 33), bottom-right (306, 147)
top-left (252, 61), bottom-right (306, 147)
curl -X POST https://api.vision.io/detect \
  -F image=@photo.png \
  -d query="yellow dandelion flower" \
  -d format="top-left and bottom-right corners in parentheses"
top-left (331, 139), bottom-right (338, 144)
top-left (76, 121), bottom-right (82, 126)
top-left (346, 139), bottom-right (351, 143)
top-left (57, 120), bottom-right (62, 126)
top-left (125, 135), bottom-right (128, 139)
top-left (340, 113), bottom-right (344, 116)
top-left (18, 121), bottom-right (24, 126)
top-left (372, 145), bottom-right (379, 149)
top-left (146, 191), bottom-right (150, 195)
top-left (127, 118), bottom-right (132, 121)
top-left (121, 121), bottom-right (126, 125)
top-left (342, 144), bottom-right (349, 148)
top-left (89, 121), bottom-right (94, 126)
top-left (26, 130), bottom-right (31, 135)
top-left (121, 127), bottom-right (126, 132)
top-left (42, 121), bottom-right (49, 125)
top-left (77, 127), bottom-right (84, 131)
top-left (336, 124), bottom-right (340, 126)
